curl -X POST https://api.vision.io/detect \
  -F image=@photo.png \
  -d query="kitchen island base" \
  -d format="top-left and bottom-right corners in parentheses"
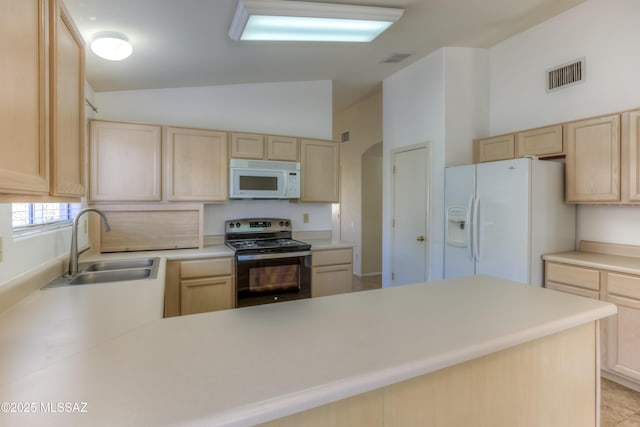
top-left (262, 321), bottom-right (599, 427)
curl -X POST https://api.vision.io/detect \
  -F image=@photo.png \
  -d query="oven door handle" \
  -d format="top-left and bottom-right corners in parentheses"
top-left (236, 251), bottom-right (311, 261)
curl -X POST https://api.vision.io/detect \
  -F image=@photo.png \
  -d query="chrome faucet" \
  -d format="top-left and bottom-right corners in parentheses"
top-left (67, 208), bottom-right (111, 277)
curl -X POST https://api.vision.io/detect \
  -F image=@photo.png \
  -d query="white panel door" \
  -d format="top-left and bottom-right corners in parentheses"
top-left (475, 158), bottom-right (530, 284)
top-left (444, 165), bottom-right (476, 279)
top-left (392, 146), bottom-right (429, 285)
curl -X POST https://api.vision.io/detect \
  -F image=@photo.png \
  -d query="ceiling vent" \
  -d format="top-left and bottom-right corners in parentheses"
top-left (546, 57), bottom-right (585, 92)
top-left (381, 52), bottom-right (412, 64)
top-left (341, 130), bottom-right (350, 143)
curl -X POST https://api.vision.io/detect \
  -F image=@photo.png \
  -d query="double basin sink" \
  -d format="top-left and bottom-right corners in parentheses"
top-left (44, 257), bottom-right (160, 288)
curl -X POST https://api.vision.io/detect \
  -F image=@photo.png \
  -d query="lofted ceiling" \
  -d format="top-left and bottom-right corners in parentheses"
top-left (64, 0), bottom-right (584, 112)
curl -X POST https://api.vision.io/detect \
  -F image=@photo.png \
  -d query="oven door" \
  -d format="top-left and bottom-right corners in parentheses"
top-left (236, 251), bottom-right (311, 307)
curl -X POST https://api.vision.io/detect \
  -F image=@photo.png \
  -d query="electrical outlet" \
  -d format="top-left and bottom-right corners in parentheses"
top-left (303, 213), bottom-right (309, 223)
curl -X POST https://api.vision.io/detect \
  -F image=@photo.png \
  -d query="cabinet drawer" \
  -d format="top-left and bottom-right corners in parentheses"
top-left (607, 273), bottom-right (640, 300)
top-left (546, 262), bottom-right (599, 291)
top-left (180, 257), bottom-right (233, 279)
top-left (312, 249), bottom-right (353, 267)
top-left (546, 281), bottom-right (600, 300)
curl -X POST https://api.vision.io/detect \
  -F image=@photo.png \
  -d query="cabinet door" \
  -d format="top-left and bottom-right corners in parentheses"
top-left (165, 127), bottom-right (228, 202)
top-left (230, 132), bottom-right (264, 159)
top-left (622, 109), bottom-right (640, 202)
top-left (565, 114), bottom-right (620, 203)
top-left (89, 121), bottom-right (162, 202)
top-left (267, 136), bottom-right (299, 161)
top-left (300, 139), bottom-right (340, 202)
top-left (50, 0), bottom-right (85, 197)
top-left (180, 276), bottom-right (233, 315)
top-left (0, 0), bottom-right (49, 195)
top-left (473, 135), bottom-right (515, 163)
top-left (515, 125), bottom-right (563, 158)
top-left (606, 272), bottom-right (640, 382)
top-left (311, 264), bottom-right (352, 298)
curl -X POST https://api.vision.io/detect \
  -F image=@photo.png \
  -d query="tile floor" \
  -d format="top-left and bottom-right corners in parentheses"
top-left (602, 378), bottom-right (640, 427)
top-left (351, 275), bottom-right (640, 426)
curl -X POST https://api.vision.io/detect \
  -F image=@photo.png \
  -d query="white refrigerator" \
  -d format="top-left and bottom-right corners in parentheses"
top-left (444, 158), bottom-right (575, 286)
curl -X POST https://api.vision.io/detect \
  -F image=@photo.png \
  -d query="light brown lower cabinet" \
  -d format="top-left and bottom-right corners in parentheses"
top-left (165, 257), bottom-right (234, 317)
top-left (311, 248), bottom-right (353, 297)
top-left (545, 259), bottom-right (640, 388)
top-left (260, 322), bottom-right (598, 427)
top-left (605, 272), bottom-right (640, 382)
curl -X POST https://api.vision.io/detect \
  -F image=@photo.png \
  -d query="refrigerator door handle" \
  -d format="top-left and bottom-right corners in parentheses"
top-left (473, 197), bottom-right (481, 260)
top-left (466, 196), bottom-right (474, 261)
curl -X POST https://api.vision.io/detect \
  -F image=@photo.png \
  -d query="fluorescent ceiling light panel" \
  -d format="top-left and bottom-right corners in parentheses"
top-left (229, 0), bottom-right (404, 42)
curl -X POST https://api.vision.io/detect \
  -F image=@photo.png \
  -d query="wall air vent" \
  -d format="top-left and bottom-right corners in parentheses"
top-left (341, 130), bottom-right (350, 143)
top-left (546, 57), bottom-right (585, 92)
top-left (381, 52), bottom-right (412, 64)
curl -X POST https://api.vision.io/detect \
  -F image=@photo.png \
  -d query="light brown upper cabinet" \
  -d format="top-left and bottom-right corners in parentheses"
top-left (50, 0), bottom-right (85, 197)
top-left (89, 120), bottom-right (162, 202)
top-left (266, 135), bottom-right (299, 161)
top-left (565, 114), bottom-right (620, 203)
top-left (0, 0), bottom-right (85, 199)
top-left (230, 132), bottom-right (299, 161)
top-left (515, 125), bottom-right (563, 158)
top-left (164, 127), bottom-right (228, 202)
top-left (473, 134), bottom-right (515, 163)
top-left (230, 132), bottom-right (264, 159)
top-left (622, 109), bottom-right (640, 202)
top-left (0, 0), bottom-right (50, 196)
top-left (300, 139), bottom-right (340, 202)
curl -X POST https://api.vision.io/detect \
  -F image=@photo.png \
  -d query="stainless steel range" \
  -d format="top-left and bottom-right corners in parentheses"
top-left (225, 218), bottom-right (311, 307)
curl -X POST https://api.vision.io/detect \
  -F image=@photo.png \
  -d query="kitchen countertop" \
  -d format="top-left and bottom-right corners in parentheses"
top-left (543, 251), bottom-right (640, 275)
top-left (0, 273), bottom-right (615, 426)
top-left (303, 239), bottom-right (354, 250)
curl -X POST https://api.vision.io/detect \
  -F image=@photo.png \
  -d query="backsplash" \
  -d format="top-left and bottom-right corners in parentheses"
top-left (203, 200), bottom-right (333, 235)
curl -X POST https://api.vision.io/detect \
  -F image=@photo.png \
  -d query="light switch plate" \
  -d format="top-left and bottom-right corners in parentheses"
top-left (303, 213), bottom-right (309, 223)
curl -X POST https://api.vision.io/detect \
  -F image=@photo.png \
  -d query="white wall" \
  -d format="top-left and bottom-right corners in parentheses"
top-left (489, 0), bottom-right (640, 246)
top-left (445, 49), bottom-right (490, 166)
top-left (382, 48), bottom-right (489, 287)
top-left (333, 89), bottom-right (383, 275)
top-left (95, 81), bottom-right (332, 139)
top-left (94, 80), bottom-right (335, 234)
top-left (383, 49), bottom-right (445, 287)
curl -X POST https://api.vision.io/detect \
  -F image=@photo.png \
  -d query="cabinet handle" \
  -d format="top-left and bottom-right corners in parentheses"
top-left (416, 235), bottom-right (425, 242)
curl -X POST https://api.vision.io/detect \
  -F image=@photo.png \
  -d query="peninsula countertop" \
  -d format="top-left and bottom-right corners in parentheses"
top-left (0, 275), bottom-right (615, 427)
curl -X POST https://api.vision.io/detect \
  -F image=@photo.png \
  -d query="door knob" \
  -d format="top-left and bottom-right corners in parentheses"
top-left (416, 235), bottom-right (425, 242)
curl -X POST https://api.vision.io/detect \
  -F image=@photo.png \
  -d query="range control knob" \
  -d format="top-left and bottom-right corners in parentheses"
top-left (236, 222), bottom-right (241, 228)
top-left (279, 221), bottom-right (284, 226)
top-left (284, 221), bottom-right (290, 227)
top-left (229, 223), bottom-right (235, 229)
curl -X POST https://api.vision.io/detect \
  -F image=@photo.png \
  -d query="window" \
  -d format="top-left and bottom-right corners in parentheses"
top-left (12, 203), bottom-right (81, 235)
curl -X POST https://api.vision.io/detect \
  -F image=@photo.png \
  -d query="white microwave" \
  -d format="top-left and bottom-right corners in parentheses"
top-left (229, 159), bottom-right (301, 199)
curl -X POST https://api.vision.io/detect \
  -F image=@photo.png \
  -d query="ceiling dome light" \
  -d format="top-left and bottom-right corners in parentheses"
top-left (90, 32), bottom-right (133, 61)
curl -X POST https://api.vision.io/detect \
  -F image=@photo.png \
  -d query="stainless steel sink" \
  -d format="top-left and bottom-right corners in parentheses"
top-left (81, 258), bottom-right (155, 272)
top-left (43, 257), bottom-right (160, 289)
top-left (69, 268), bottom-right (152, 285)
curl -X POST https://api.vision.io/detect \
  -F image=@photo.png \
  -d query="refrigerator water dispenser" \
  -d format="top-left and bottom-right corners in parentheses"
top-left (446, 206), bottom-right (467, 247)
